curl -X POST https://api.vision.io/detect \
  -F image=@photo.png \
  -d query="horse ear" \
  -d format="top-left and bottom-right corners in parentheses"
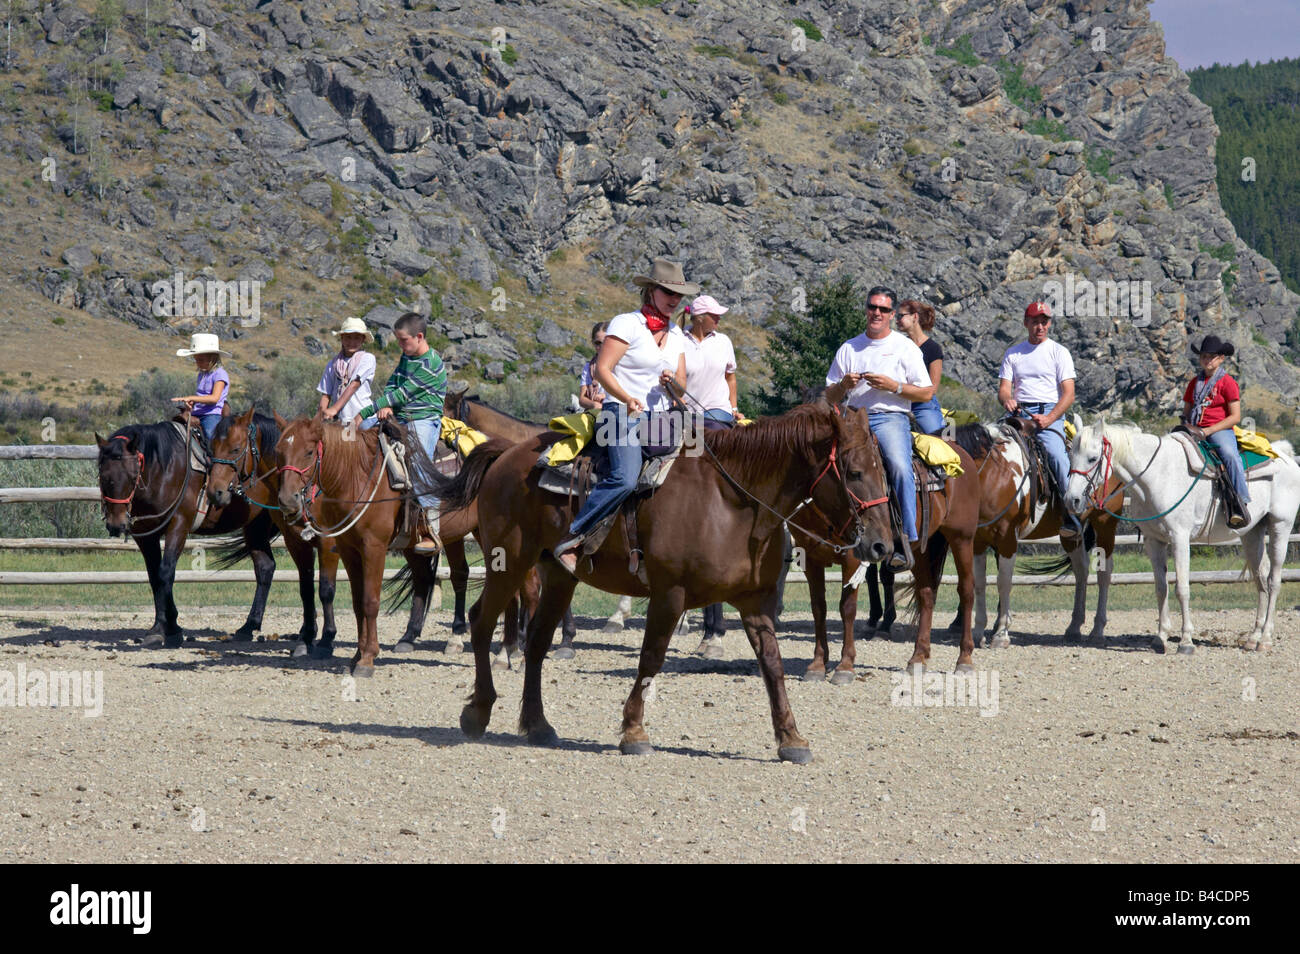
top-left (273, 411), bottom-right (289, 430)
top-left (1071, 412), bottom-right (1082, 436)
top-left (239, 406), bottom-right (255, 425)
top-left (95, 433), bottom-right (107, 449)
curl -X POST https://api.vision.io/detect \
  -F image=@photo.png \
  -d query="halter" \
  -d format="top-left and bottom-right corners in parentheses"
top-left (1069, 436), bottom-right (1114, 510)
top-left (100, 436), bottom-right (145, 508)
top-left (210, 420), bottom-right (274, 506)
top-left (279, 439), bottom-right (323, 516)
top-left (799, 439), bottom-right (890, 541)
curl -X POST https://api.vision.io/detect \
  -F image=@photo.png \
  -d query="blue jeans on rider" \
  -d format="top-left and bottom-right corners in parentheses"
top-left (196, 412), bottom-right (220, 444)
top-left (702, 408), bottom-right (735, 430)
top-left (567, 401), bottom-right (645, 540)
top-left (869, 410), bottom-right (918, 542)
top-left (1020, 402), bottom-right (1081, 532)
top-left (911, 398), bottom-right (944, 436)
top-left (404, 417), bottom-right (443, 509)
top-left (1206, 428), bottom-right (1250, 504)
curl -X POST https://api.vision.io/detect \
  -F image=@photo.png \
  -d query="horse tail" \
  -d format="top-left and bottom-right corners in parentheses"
top-left (1014, 522), bottom-right (1096, 579)
top-left (382, 559), bottom-right (420, 613)
top-left (209, 518), bottom-right (283, 570)
top-left (438, 438), bottom-right (514, 512)
top-left (951, 423), bottom-right (996, 461)
top-left (894, 533), bottom-right (952, 628)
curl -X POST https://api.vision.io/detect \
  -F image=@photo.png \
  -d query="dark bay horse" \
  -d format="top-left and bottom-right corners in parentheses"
top-left (439, 401), bottom-right (893, 762)
top-left (949, 422), bottom-right (1123, 647)
top-left (207, 407), bottom-right (343, 659)
top-left (96, 417), bottom-right (284, 647)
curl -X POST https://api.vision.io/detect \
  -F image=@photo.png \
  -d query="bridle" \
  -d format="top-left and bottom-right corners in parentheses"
top-left (793, 436), bottom-right (890, 547)
top-left (99, 428), bottom-right (195, 537)
top-left (100, 435), bottom-right (145, 515)
top-left (210, 420), bottom-right (270, 505)
top-left (1069, 435), bottom-right (1115, 511)
top-left (279, 438), bottom-right (324, 519)
top-left (276, 428), bottom-right (396, 539)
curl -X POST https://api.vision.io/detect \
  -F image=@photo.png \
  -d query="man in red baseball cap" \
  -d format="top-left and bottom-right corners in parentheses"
top-left (998, 300), bottom-right (1081, 538)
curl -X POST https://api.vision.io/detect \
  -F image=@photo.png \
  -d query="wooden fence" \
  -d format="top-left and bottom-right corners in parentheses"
top-left (2, 442), bottom-right (1297, 589)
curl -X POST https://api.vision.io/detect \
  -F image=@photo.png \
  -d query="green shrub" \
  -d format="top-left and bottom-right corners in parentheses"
top-left (792, 18), bottom-right (823, 41)
top-left (1024, 116), bottom-right (1068, 141)
top-left (996, 58), bottom-right (1042, 110)
top-left (934, 34), bottom-right (979, 67)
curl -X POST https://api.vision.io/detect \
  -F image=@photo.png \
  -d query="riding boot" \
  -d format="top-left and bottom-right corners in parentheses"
top-left (1225, 492), bottom-right (1248, 530)
top-left (887, 537), bottom-right (914, 572)
top-left (1058, 506), bottom-right (1082, 539)
top-left (413, 506), bottom-right (442, 555)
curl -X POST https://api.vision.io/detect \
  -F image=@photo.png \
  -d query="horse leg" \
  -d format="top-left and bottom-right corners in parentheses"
top-left (234, 521), bottom-right (276, 640)
top-left (517, 559), bottom-right (578, 745)
top-left (1145, 536), bottom-right (1171, 653)
top-left (494, 588), bottom-right (521, 671)
top-left (559, 603), bottom-right (577, 652)
top-left (284, 530), bottom-right (317, 659)
top-left (988, 552), bottom-right (1013, 648)
top-left (879, 564), bottom-right (896, 636)
top-left (1239, 524), bottom-right (1267, 648)
top-left (620, 586), bottom-right (688, 756)
top-left (313, 542), bottom-right (340, 660)
top-left (736, 590), bottom-right (811, 763)
top-left (951, 537), bottom-right (976, 671)
top-left (803, 559), bottom-right (829, 681)
top-left (1090, 538), bottom-right (1115, 644)
top-left (460, 560), bottom-right (530, 740)
top-left (970, 548), bottom-right (988, 645)
top-left (447, 537), bottom-right (469, 639)
top-left (1172, 533), bottom-right (1196, 654)
top-left (147, 525), bottom-right (187, 648)
top-left (865, 563), bottom-right (883, 631)
top-left (831, 558), bottom-right (860, 685)
top-left (905, 547), bottom-right (936, 672)
top-left (1254, 515), bottom-right (1289, 649)
top-left (604, 593), bottom-right (633, 633)
top-left (394, 554), bottom-right (436, 653)
top-left (136, 533), bottom-right (166, 643)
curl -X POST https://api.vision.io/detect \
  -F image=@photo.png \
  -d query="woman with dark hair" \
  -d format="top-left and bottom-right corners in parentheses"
top-left (896, 299), bottom-right (944, 435)
top-left (578, 322), bottom-right (609, 410)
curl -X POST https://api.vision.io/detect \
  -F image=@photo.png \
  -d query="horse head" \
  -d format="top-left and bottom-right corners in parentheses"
top-left (1064, 417), bottom-right (1107, 516)
top-left (96, 431), bottom-right (143, 537)
top-left (275, 411), bottom-right (325, 525)
top-left (208, 406), bottom-right (257, 509)
top-left (831, 406), bottom-right (893, 563)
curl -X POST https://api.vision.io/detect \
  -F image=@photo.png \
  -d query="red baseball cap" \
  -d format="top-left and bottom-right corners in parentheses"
top-left (1024, 301), bottom-right (1052, 319)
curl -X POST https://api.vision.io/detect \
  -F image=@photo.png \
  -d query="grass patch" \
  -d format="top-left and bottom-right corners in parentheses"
top-left (1084, 145), bottom-right (1117, 183)
top-left (792, 18), bottom-right (823, 42)
top-left (694, 44), bottom-right (735, 59)
top-left (934, 34), bottom-right (979, 67)
top-left (996, 58), bottom-right (1042, 110)
top-left (1024, 116), bottom-right (1068, 141)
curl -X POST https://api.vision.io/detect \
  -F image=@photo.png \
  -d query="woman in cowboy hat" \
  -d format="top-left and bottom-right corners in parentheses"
top-left (317, 316), bottom-right (378, 429)
top-left (1182, 333), bottom-right (1249, 528)
top-left (554, 258), bottom-right (696, 574)
top-left (172, 332), bottom-right (232, 443)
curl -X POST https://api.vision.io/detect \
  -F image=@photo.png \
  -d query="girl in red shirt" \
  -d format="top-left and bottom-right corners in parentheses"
top-left (1182, 335), bottom-right (1248, 528)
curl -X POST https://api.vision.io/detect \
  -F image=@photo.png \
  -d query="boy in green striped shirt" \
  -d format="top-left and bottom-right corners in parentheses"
top-left (359, 312), bottom-right (447, 554)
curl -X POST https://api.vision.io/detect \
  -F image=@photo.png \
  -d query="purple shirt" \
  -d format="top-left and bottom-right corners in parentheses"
top-left (193, 368), bottom-right (230, 416)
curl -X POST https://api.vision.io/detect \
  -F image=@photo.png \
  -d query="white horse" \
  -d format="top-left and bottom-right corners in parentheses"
top-left (1065, 420), bottom-right (1300, 653)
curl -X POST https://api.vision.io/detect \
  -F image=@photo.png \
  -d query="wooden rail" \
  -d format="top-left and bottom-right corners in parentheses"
top-left (0, 445), bottom-right (98, 460)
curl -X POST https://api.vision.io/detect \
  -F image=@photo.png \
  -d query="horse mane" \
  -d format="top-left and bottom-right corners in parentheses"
top-left (313, 420), bottom-right (382, 497)
top-left (1086, 419), bottom-right (1144, 469)
top-left (102, 421), bottom-right (182, 466)
top-left (704, 403), bottom-right (838, 487)
top-left (466, 396), bottom-right (544, 428)
top-left (951, 423), bottom-right (996, 460)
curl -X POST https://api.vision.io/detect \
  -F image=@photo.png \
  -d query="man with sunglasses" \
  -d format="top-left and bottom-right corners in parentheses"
top-left (998, 300), bottom-right (1082, 539)
top-left (825, 286), bottom-right (935, 570)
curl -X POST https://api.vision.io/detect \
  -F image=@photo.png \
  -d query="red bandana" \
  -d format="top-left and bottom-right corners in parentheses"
top-left (641, 304), bottom-right (671, 333)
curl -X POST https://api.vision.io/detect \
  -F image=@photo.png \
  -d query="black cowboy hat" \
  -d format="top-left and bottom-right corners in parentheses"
top-left (1191, 334), bottom-right (1235, 357)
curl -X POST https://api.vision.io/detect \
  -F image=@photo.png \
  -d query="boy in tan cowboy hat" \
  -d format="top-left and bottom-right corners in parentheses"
top-left (317, 317), bottom-right (377, 429)
top-left (172, 332), bottom-right (232, 444)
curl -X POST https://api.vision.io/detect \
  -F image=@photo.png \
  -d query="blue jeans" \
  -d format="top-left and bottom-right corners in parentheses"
top-left (568, 401), bottom-right (644, 539)
top-left (869, 410), bottom-right (917, 542)
top-left (1207, 429), bottom-right (1250, 503)
top-left (703, 408), bottom-right (735, 430)
top-left (911, 398), bottom-right (944, 436)
top-left (405, 417), bottom-right (443, 509)
top-left (196, 413), bottom-right (220, 443)
top-left (1020, 402), bottom-right (1079, 528)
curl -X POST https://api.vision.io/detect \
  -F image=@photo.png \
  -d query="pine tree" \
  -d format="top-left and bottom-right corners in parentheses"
top-left (761, 276), bottom-right (867, 414)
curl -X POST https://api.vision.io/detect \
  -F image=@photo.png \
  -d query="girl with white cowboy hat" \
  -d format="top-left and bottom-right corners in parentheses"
top-left (317, 316), bottom-right (378, 429)
top-left (172, 332), bottom-right (232, 443)
top-left (554, 258), bottom-right (697, 574)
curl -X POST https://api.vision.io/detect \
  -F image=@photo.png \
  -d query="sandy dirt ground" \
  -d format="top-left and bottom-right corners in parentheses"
top-left (0, 603), bottom-right (1296, 863)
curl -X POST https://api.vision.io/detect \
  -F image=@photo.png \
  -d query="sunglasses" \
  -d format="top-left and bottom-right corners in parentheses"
top-left (866, 305), bottom-right (893, 313)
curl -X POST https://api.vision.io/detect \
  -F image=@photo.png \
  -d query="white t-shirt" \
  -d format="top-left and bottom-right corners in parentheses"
top-left (604, 312), bottom-right (682, 409)
top-left (682, 329), bottom-right (737, 412)
top-left (999, 339), bottom-right (1075, 404)
top-left (316, 351), bottom-right (376, 423)
top-left (826, 331), bottom-right (931, 413)
top-left (646, 325), bottom-right (687, 413)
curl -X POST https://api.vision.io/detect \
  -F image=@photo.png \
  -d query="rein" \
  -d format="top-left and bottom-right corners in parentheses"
top-left (279, 433), bottom-right (398, 539)
top-left (100, 413), bottom-right (198, 538)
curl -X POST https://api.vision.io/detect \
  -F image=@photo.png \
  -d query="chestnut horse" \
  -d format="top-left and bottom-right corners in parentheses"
top-left (207, 407), bottom-right (345, 659)
top-left (949, 421), bottom-right (1123, 647)
top-left (439, 402), bottom-right (894, 762)
top-left (441, 386), bottom-right (578, 658)
top-left (96, 417), bottom-right (290, 647)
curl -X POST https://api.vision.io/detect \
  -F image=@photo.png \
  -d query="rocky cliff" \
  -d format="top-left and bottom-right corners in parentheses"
top-left (7, 0), bottom-right (1299, 412)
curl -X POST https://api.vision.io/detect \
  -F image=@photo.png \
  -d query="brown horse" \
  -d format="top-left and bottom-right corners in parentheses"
top-left (949, 422), bottom-right (1122, 647)
top-left (443, 386), bottom-right (579, 657)
top-left (792, 523), bottom-right (866, 686)
top-left (438, 401), bottom-right (893, 762)
top-left (96, 416), bottom-right (285, 647)
top-left (207, 407), bottom-right (345, 659)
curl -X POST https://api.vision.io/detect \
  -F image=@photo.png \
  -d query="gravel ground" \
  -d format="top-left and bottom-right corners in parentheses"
top-left (1, 604), bottom-right (1297, 863)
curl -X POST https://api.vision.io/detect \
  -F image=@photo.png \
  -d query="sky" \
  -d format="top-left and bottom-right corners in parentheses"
top-left (1149, 0), bottom-right (1300, 70)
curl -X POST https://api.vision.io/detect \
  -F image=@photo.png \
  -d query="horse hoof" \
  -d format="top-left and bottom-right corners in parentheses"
top-left (164, 633), bottom-right (184, 649)
top-left (829, 669), bottom-right (855, 686)
top-left (1177, 642), bottom-right (1195, 656)
top-left (233, 626), bottom-right (257, 641)
top-left (451, 622), bottom-right (467, 635)
top-left (778, 745), bottom-right (813, 764)
top-left (351, 664), bottom-right (374, 678)
top-left (392, 640), bottom-right (415, 655)
top-left (1064, 631), bottom-right (1081, 643)
top-left (602, 618), bottom-right (625, 634)
top-left (1152, 638), bottom-right (1167, 654)
top-left (989, 634), bottom-right (1010, 649)
top-left (1251, 640), bottom-right (1272, 652)
top-left (619, 739), bottom-right (654, 756)
top-left (874, 625), bottom-right (893, 639)
top-left (443, 640), bottom-right (463, 656)
top-left (141, 632), bottom-right (164, 649)
top-left (702, 640), bottom-right (725, 660)
top-left (552, 646), bottom-right (575, 660)
top-left (491, 654), bottom-right (510, 671)
top-left (905, 661), bottom-right (926, 675)
top-left (310, 644), bottom-right (335, 660)
top-left (460, 706), bottom-right (489, 740)
top-left (955, 663), bottom-right (975, 674)
top-left (290, 643), bottom-right (308, 659)
top-left (526, 724), bottom-right (560, 747)
top-left (802, 668), bottom-right (826, 683)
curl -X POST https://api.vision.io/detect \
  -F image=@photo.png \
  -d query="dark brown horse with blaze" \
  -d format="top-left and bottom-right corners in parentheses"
top-left (439, 401), bottom-right (893, 762)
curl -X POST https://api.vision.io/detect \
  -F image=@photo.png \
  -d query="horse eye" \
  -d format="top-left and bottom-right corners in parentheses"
top-left (848, 470), bottom-right (863, 481)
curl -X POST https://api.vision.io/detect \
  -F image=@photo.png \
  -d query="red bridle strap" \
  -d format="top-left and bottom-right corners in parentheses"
top-left (279, 440), bottom-right (323, 504)
top-left (806, 441), bottom-right (890, 539)
top-left (101, 436), bottom-right (144, 506)
top-left (1069, 436), bottom-right (1113, 509)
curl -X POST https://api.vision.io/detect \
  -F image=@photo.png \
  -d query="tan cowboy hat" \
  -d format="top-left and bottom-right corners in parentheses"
top-left (632, 258), bottom-right (701, 296)
top-left (175, 332), bottom-right (231, 357)
top-left (330, 316), bottom-right (373, 340)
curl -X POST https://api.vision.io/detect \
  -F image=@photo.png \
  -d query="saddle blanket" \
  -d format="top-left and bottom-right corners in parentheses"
top-left (1169, 431), bottom-right (1280, 480)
